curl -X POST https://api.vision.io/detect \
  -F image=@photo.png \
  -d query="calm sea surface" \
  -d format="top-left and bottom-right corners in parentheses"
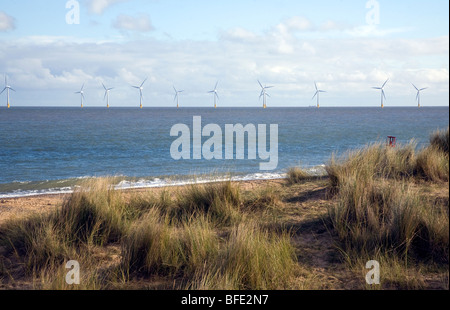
top-left (0, 107), bottom-right (448, 197)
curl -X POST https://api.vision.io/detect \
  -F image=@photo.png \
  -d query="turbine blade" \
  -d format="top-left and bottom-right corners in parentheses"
top-left (314, 82), bottom-right (318, 91)
top-left (312, 92), bottom-right (318, 100)
top-left (416, 93), bottom-right (419, 101)
top-left (382, 79), bottom-right (389, 88)
top-left (81, 83), bottom-right (85, 91)
top-left (215, 81), bottom-right (219, 89)
top-left (373, 87), bottom-right (381, 90)
top-left (10, 88), bottom-right (15, 92)
top-left (258, 80), bottom-right (263, 89)
top-left (102, 83), bottom-right (107, 90)
top-left (420, 88), bottom-right (428, 91)
top-left (412, 83), bottom-right (419, 91)
top-left (0, 88), bottom-right (5, 95)
top-left (382, 90), bottom-right (386, 100)
top-left (215, 93), bottom-right (219, 100)
top-left (141, 78), bottom-right (148, 88)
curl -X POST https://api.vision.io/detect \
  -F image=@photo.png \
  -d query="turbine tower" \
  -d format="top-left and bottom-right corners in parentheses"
top-left (412, 84), bottom-right (428, 108)
top-left (102, 83), bottom-right (114, 108)
top-left (258, 80), bottom-right (273, 109)
top-left (75, 83), bottom-right (85, 108)
top-left (312, 82), bottom-right (326, 108)
top-left (1, 75), bottom-right (15, 108)
top-left (208, 81), bottom-right (219, 108)
top-left (372, 79), bottom-right (389, 108)
top-left (173, 86), bottom-right (184, 108)
top-left (132, 78), bottom-right (147, 109)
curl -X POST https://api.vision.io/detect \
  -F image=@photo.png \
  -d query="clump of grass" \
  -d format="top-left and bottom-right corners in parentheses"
top-left (0, 213), bottom-right (74, 272)
top-left (415, 145), bottom-right (449, 182)
top-left (328, 179), bottom-right (448, 261)
top-left (430, 127), bottom-right (449, 154)
top-left (0, 178), bottom-right (129, 273)
top-left (326, 141), bottom-right (417, 192)
top-left (58, 178), bottom-right (128, 245)
top-left (326, 130), bottom-right (449, 267)
top-left (287, 167), bottom-right (312, 184)
top-left (243, 186), bottom-right (281, 212)
top-left (121, 208), bottom-right (185, 277)
top-left (189, 220), bottom-right (297, 290)
top-left (121, 209), bottom-right (220, 278)
top-left (168, 181), bottom-right (242, 224)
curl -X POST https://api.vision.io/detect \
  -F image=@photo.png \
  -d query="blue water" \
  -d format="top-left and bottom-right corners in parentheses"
top-left (0, 107), bottom-right (448, 197)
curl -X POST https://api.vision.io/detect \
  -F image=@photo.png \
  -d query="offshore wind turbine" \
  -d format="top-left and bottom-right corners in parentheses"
top-left (1, 75), bottom-right (15, 108)
top-left (132, 78), bottom-right (147, 109)
top-left (412, 84), bottom-right (428, 108)
top-left (372, 79), bottom-right (389, 108)
top-left (312, 82), bottom-right (326, 108)
top-left (75, 83), bottom-right (85, 108)
top-left (208, 81), bottom-right (219, 108)
top-left (102, 83), bottom-right (114, 108)
top-left (173, 86), bottom-right (184, 108)
top-left (258, 80), bottom-right (273, 109)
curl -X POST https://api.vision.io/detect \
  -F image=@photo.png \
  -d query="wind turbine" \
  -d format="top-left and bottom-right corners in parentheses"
top-left (312, 82), bottom-right (326, 108)
top-left (1, 75), bottom-right (15, 108)
top-left (258, 80), bottom-right (273, 109)
top-left (372, 79), bottom-right (389, 108)
top-left (102, 83), bottom-right (114, 108)
top-left (173, 86), bottom-right (184, 108)
top-left (208, 81), bottom-right (219, 108)
top-left (412, 84), bottom-right (428, 108)
top-left (75, 83), bottom-right (85, 108)
top-left (132, 78), bottom-right (147, 109)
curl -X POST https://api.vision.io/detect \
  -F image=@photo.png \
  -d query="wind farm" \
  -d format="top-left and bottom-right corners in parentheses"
top-left (0, 74), bottom-right (441, 109)
top-left (1, 76), bottom-right (15, 109)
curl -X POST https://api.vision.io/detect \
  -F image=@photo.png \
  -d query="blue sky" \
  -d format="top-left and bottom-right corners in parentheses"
top-left (0, 0), bottom-right (448, 107)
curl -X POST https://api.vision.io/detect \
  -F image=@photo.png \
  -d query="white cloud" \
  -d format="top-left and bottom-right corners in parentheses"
top-left (0, 11), bottom-right (15, 31)
top-left (347, 25), bottom-right (412, 37)
top-left (0, 18), bottom-right (447, 106)
top-left (112, 14), bottom-right (154, 32)
top-left (87, 0), bottom-right (128, 15)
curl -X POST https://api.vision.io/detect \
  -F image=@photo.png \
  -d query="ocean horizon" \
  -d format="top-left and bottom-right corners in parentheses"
top-left (0, 106), bottom-right (448, 198)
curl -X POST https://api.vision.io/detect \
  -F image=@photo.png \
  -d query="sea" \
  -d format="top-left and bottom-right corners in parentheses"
top-left (0, 106), bottom-right (448, 198)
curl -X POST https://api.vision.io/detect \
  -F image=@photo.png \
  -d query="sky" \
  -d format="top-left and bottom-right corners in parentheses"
top-left (0, 0), bottom-right (448, 107)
